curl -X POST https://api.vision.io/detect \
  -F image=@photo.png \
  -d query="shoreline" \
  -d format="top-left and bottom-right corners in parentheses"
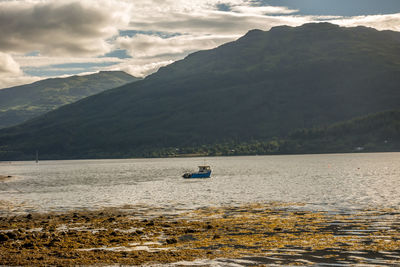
top-left (1, 203), bottom-right (399, 265)
top-left (1, 151), bottom-right (399, 162)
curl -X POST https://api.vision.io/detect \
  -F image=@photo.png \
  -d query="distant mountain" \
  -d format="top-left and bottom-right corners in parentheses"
top-left (1, 23), bottom-right (400, 160)
top-left (0, 71), bottom-right (140, 128)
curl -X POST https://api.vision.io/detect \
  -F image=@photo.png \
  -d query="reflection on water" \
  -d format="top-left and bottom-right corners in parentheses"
top-left (0, 153), bottom-right (399, 214)
top-left (178, 249), bottom-right (400, 266)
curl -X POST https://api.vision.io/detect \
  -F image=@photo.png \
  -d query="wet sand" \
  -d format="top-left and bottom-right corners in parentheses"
top-left (0, 203), bottom-right (399, 265)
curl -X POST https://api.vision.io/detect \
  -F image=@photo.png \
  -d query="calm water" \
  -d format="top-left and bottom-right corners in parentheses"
top-left (0, 153), bottom-right (399, 214)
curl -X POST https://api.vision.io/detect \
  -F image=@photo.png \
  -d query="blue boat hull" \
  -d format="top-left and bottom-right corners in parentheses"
top-left (183, 171), bottom-right (211, 179)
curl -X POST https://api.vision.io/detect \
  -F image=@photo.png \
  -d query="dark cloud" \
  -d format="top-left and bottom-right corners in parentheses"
top-left (0, 1), bottom-right (128, 56)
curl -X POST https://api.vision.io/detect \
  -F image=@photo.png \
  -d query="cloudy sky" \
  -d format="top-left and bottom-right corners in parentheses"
top-left (1, 0), bottom-right (400, 89)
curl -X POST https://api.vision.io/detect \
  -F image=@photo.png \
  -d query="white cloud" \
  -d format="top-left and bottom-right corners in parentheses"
top-left (111, 59), bottom-right (175, 78)
top-left (128, 0), bottom-right (245, 14)
top-left (331, 13), bottom-right (400, 31)
top-left (0, 52), bottom-right (41, 89)
top-left (0, 52), bottom-right (21, 75)
top-left (231, 5), bottom-right (298, 15)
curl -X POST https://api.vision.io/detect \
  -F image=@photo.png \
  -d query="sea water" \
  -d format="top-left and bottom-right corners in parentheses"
top-left (0, 153), bottom-right (399, 215)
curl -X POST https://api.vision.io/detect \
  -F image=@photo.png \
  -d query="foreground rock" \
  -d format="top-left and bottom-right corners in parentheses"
top-left (0, 204), bottom-right (399, 265)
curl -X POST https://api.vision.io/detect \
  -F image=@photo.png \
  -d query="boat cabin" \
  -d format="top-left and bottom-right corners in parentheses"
top-left (198, 165), bottom-right (211, 173)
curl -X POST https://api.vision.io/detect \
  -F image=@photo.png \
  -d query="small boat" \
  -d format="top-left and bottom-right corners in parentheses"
top-left (183, 166), bottom-right (211, 179)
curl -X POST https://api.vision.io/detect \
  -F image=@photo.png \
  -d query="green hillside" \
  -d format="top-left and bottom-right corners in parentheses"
top-left (0, 71), bottom-right (139, 128)
top-left (281, 110), bottom-right (400, 154)
top-left (0, 23), bottom-right (400, 160)
top-left (135, 109), bottom-right (400, 157)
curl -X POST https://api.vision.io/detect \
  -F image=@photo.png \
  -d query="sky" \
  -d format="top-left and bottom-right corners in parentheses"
top-left (1, 0), bottom-right (400, 89)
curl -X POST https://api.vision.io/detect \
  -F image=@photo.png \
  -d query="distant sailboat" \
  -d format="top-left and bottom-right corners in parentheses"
top-left (35, 150), bottom-right (39, 163)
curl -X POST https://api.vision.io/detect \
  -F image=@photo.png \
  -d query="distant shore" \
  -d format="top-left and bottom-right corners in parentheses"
top-left (1, 203), bottom-right (399, 265)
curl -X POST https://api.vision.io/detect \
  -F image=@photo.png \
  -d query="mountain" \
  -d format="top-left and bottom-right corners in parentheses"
top-left (282, 110), bottom-right (400, 154)
top-left (1, 23), bottom-right (400, 160)
top-left (0, 71), bottom-right (140, 129)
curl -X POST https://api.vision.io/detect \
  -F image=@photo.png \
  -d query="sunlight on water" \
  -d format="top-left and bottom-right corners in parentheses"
top-left (0, 153), bottom-right (399, 214)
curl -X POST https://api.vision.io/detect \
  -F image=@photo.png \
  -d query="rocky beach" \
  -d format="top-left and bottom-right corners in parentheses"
top-left (1, 203), bottom-right (399, 265)
top-left (0, 175), bottom-right (12, 181)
